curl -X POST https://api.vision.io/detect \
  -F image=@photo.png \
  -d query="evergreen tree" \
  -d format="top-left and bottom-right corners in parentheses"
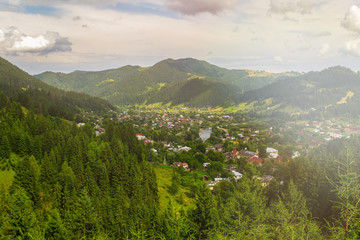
top-left (44, 209), bottom-right (67, 240)
top-left (191, 183), bottom-right (217, 239)
top-left (13, 155), bottom-right (41, 207)
top-left (0, 136), bottom-right (11, 160)
top-left (6, 187), bottom-right (39, 239)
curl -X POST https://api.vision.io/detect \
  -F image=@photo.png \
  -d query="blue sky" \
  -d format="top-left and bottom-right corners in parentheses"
top-left (0, 0), bottom-right (360, 74)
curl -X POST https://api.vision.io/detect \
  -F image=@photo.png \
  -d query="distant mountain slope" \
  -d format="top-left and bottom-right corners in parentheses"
top-left (35, 58), bottom-right (293, 106)
top-left (241, 66), bottom-right (360, 116)
top-left (0, 57), bottom-right (114, 120)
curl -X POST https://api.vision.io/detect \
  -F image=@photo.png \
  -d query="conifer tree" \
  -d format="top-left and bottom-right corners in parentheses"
top-left (6, 187), bottom-right (39, 239)
top-left (191, 183), bottom-right (217, 239)
top-left (13, 156), bottom-right (41, 207)
top-left (0, 136), bottom-right (10, 160)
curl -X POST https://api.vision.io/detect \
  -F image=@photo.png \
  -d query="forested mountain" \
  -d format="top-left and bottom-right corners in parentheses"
top-left (241, 66), bottom-right (360, 116)
top-left (35, 58), bottom-right (293, 107)
top-left (0, 95), bottom-right (359, 238)
top-left (0, 57), bottom-right (114, 120)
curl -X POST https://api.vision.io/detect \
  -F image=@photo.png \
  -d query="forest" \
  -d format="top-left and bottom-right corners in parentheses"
top-left (0, 93), bottom-right (360, 239)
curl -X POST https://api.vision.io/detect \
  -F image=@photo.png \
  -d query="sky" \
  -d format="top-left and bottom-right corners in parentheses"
top-left (1, 0), bottom-right (360, 74)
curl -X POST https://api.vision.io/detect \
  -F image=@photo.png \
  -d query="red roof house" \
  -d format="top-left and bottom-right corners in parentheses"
top-left (247, 156), bottom-right (263, 164)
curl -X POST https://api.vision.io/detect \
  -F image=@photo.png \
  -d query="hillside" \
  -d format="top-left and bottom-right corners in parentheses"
top-left (241, 66), bottom-right (360, 116)
top-left (35, 58), bottom-right (293, 107)
top-left (0, 57), bottom-right (114, 120)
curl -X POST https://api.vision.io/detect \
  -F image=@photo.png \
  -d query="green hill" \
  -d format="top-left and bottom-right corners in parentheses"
top-left (35, 58), bottom-right (292, 107)
top-left (0, 57), bottom-right (114, 120)
top-left (241, 66), bottom-right (360, 116)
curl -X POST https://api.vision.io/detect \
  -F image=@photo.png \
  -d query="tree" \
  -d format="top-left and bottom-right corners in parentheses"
top-left (190, 183), bottom-right (217, 239)
top-left (44, 209), bottom-right (67, 240)
top-left (13, 156), bottom-right (41, 207)
top-left (6, 187), bottom-right (40, 239)
top-left (327, 144), bottom-right (360, 238)
top-left (268, 181), bottom-right (323, 239)
top-left (0, 136), bottom-right (10, 160)
top-left (168, 170), bottom-right (181, 195)
top-left (258, 144), bottom-right (267, 159)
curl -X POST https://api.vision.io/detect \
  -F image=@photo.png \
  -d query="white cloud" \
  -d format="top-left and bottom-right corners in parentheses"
top-left (318, 43), bottom-right (330, 55)
top-left (341, 39), bottom-right (360, 56)
top-left (342, 5), bottom-right (360, 34)
top-left (268, 0), bottom-right (313, 15)
top-left (167, 0), bottom-right (237, 15)
top-left (0, 27), bottom-right (71, 55)
top-left (273, 56), bottom-right (283, 62)
top-left (12, 35), bottom-right (49, 51)
top-left (0, 30), bottom-right (4, 42)
top-left (3, 0), bottom-right (120, 6)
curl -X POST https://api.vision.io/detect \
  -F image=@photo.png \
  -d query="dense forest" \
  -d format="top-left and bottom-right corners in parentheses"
top-left (1, 93), bottom-right (360, 239)
top-left (0, 57), bottom-right (114, 121)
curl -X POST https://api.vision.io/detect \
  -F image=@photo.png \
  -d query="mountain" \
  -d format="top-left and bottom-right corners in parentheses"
top-left (35, 58), bottom-right (294, 107)
top-left (241, 66), bottom-right (360, 116)
top-left (0, 57), bottom-right (114, 120)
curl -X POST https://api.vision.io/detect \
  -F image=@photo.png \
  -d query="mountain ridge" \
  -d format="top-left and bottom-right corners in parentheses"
top-left (35, 58), bottom-right (295, 107)
top-left (0, 56), bottom-right (114, 120)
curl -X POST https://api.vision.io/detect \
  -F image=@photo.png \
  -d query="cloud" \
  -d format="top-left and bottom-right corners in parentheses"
top-left (341, 39), bottom-right (360, 56)
top-left (167, 0), bottom-right (237, 15)
top-left (284, 35), bottom-right (312, 52)
top-left (3, 0), bottom-right (120, 6)
top-left (268, 0), bottom-right (313, 15)
top-left (0, 27), bottom-right (72, 55)
top-left (318, 43), bottom-right (329, 55)
top-left (342, 5), bottom-right (360, 34)
top-left (273, 56), bottom-right (283, 62)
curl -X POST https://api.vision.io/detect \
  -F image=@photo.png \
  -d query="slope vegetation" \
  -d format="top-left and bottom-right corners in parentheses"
top-left (35, 58), bottom-right (292, 107)
top-left (0, 57), bottom-right (114, 120)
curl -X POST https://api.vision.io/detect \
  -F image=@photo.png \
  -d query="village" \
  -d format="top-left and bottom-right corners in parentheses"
top-left (81, 106), bottom-right (360, 190)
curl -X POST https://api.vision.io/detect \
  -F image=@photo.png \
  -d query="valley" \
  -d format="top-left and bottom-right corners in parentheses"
top-left (1, 56), bottom-right (360, 239)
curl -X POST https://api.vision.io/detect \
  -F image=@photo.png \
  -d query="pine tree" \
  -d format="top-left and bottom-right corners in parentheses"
top-left (327, 144), bottom-right (360, 238)
top-left (191, 183), bottom-right (217, 239)
top-left (6, 187), bottom-right (39, 239)
top-left (13, 155), bottom-right (41, 207)
top-left (0, 136), bottom-right (11, 160)
top-left (44, 209), bottom-right (67, 240)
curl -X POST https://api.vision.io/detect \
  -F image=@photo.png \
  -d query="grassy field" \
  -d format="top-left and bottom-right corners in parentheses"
top-left (151, 164), bottom-right (197, 212)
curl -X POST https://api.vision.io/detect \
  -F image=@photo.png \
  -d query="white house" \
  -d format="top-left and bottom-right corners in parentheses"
top-left (266, 147), bottom-right (279, 158)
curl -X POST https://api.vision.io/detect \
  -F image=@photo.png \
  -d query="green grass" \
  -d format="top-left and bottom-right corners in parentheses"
top-left (151, 164), bottom-right (196, 212)
top-left (0, 170), bottom-right (15, 192)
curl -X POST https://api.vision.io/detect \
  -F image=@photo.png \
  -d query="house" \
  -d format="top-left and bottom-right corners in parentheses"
top-left (214, 144), bottom-right (223, 152)
top-left (179, 146), bottom-right (191, 152)
top-left (77, 123), bottom-right (85, 127)
top-left (292, 151), bottom-right (300, 159)
top-left (258, 175), bottom-right (274, 187)
top-left (273, 156), bottom-right (289, 164)
top-left (226, 164), bottom-right (237, 172)
top-left (266, 147), bottom-right (279, 158)
top-left (207, 181), bottom-right (217, 190)
top-left (203, 162), bottom-right (211, 169)
top-left (136, 134), bottom-right (146, 141)
top-left (231, 171), bottom-right (243, 181)
top-left (247, 156), bottom-right (263, 165)
top-left (171, 162), bottom-right (190, 171)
